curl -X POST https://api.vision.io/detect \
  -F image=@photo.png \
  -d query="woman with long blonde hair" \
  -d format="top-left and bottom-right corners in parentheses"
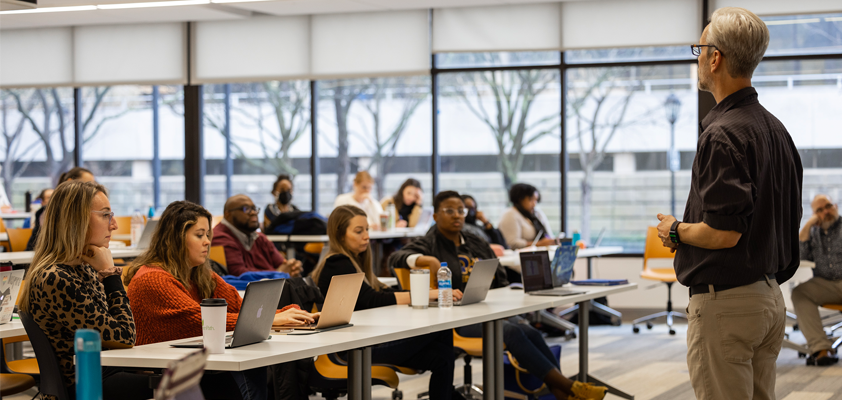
top-left (19, 180), bottom-right (152, 399)
top-left (124, 200), bottom-right (315, 400)
top-left (311, 205), bottom-right (462, 399)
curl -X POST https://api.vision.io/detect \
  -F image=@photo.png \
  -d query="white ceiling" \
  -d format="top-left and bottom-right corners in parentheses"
top-left (0, 0), bottom-right (577, 30)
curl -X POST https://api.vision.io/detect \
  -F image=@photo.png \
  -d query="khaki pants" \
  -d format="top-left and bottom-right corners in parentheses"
top-left (686, 278), bottom-right (786, 400)
top-left (791, 277), bottom-right (842, 354)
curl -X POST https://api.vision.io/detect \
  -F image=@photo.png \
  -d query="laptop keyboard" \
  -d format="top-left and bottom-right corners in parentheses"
top-left (531, 288), bottom-right (583, 296)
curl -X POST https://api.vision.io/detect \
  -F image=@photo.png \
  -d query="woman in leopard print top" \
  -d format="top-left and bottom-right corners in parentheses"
top-left (19, 181), bottom-right (152, 399)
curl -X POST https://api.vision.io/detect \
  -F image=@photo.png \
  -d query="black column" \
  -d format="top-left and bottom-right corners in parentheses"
top-left (224, 84), bottom-right (233, 199)
top-left (184, 85), bottom-right (204, 205)
top-left (431, 54), bottom-right (441, 195)
top-left (698, 0), bottom-right (716, 126)
top-left (310, 80), bottom-right (320, 212)
top-left (559, 54), bottom-right (569, 234)
top-left (73, 88), bottom-right (83, 167)
top-left (152, 86), bottom-right (161, 209)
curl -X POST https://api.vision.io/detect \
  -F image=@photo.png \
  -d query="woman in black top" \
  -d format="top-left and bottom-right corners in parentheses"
top-left (311, 205), bottom-right (463, 400)
top-left (263, 174), bottom-right (300, 230)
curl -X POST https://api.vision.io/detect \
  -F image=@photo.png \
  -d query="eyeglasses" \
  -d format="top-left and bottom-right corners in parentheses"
top-left (441, 208), bottom-right (468, 217)
top-left (91, 210), bottom-right (115, 225)
top-left (690, 44), bottom-right (722, 57)
top-left (228, 206), bottom-right (261, 214)
top-left (815, 203), bottom-right (837, 213)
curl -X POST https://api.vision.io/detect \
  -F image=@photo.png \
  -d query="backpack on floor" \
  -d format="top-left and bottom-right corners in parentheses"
top-left (267, 211), bottom-right (327, 236)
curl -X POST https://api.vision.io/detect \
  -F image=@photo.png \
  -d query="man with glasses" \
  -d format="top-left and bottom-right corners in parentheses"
top-left (655, 7), bottom-right (802, 400)
top-left (793, 194), bottom-right (842, 366)
top-left (212, 194), bottom-right (302, 277)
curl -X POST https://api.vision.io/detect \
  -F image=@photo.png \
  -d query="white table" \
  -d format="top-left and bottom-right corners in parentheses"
top-left (0, 248), bottom-right (145, 265)
top-left (101, 284), bottom-right (637, 400)
top-left (266, 228), bottom-right (426, 243)
top-left (0, 213), bottom-right (31, 220)
top-left (0, 232), bottom-right (7, 242)
top-left (0, 320), bottom-right (26, 339)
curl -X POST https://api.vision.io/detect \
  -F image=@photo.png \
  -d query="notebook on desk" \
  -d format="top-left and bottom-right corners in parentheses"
top-left (520, 251), bottom-right (585, 297)
top-left (571, 279), bottom-right (628, 286)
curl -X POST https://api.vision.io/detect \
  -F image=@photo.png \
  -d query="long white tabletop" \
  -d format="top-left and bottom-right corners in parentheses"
top-left (499, 246), bottom-right (624, 272)
top-left (100, 284), bottom-right (635, 369)
top-left (0, 320), bottom-right (27, 339)
top-left (0, 213), bottom-right (31, 220)
top-left (266, 228), bottom-right (426, 243)
top-left (0, 248), bottom-right (145, 265)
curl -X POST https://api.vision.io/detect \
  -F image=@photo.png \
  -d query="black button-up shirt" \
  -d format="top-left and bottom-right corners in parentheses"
top-left (675, 87), bottom-right (803, 287)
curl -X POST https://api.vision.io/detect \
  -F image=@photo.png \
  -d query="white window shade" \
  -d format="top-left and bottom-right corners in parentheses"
top-left (73, 23), bottom-right (186, 86)
top-left (311, 10), bottom-right (430, 78)
top-left (0, 27), bottom-right (73, 88)
top-left (193, 16), bottom-right (310, 84)
top-left (432, 3), bottom-right (561, 53)
top-left (711, 0), bottom-right (841, 17)
top-left (561, 0), bottom-right (701, 49)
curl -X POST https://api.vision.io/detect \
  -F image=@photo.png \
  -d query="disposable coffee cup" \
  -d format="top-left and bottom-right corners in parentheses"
top-left (200, 298), bottom-right (227, 354)
top-left (409, 269), bottom-right (430, 309)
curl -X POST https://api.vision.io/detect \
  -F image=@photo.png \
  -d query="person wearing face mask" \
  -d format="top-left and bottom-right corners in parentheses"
top-left (212, 194), bottom-right (303, 277)
top-left (381, 179), bottom-right (423, 228)
top-left (792, 194), bottom-right (842, 366)
top-left (264, 174), bottom-right (300, 231)
top-left (460, 194), bottom-right (508, 249)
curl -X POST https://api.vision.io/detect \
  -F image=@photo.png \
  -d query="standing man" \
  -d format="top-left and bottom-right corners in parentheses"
top-left (656, 7), bottom-right (803, 400)
top-left (793, 194), bottom-right (842, 366)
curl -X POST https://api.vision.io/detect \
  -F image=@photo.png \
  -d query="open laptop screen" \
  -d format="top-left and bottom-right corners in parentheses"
top-left (520, 251), bottom-right (553, 292)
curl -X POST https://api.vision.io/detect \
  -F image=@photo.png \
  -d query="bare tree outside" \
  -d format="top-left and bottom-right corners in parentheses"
top-left (440, 54), bottom-right (560, 189)
top-left (1, 90), bottom-right (41, 201)
top-left (320, 79), bottom-right (370, 194)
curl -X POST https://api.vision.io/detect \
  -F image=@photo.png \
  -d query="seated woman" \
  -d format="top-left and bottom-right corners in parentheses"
top-left (263, 174), bottom-right (300, 231)
top-left (311, 205), bottom-right (462, 400)
top-left (26, 166), bottom-right (95, 251)
top-left (18, 180), bottom-right (152, 400)
top-left (499, 183), bottom-right (558, 249)
top-left (333, 171), bottom-right (384, 230)
top-left (124, 200), bottom-right (318, 400)
top-left (381, 178), bottom-right (423, 228)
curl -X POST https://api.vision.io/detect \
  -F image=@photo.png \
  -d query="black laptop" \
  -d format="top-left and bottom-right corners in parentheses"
top-left (520, 251), bottom-right (585, 297)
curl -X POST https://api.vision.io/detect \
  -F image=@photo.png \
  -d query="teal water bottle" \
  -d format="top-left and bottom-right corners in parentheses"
top-left (75, 329), bottom-right (102, 400)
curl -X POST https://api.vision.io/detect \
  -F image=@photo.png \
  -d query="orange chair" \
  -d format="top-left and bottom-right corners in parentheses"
top-left (632, 226), bottom-right (686, 335)
top-left (0, 373), bottom-right (35, 396)
top-left (113, 216), bottom-right (133, 246)
top-left (391, 265), bottom-right (437, 290)
top-left (2, 335), bottom-right (39, 379)
top-left (212, 216), bottom-right (224, 228)
top-left (5, 228), bottom-right (32, 252)
top-left (823, 304), bottom-right (842, 351)
top-left (0, 218), bottom-right (11, 251)
top-left (209, 246), bottom-right (227, 268)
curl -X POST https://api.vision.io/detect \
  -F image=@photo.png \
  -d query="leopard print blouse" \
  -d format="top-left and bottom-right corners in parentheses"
top-left (28, 263), bottom-right (136, 394)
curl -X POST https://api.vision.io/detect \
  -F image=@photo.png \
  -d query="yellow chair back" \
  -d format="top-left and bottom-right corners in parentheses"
top-left (209, 246), bottom-right (227, 267)
top-left (643, 226), bottom-right (676, 271)
top-left (5, 228), bottom-right (32, 252)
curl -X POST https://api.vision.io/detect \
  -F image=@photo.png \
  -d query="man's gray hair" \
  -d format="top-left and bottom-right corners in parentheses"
top-left (707, 7), bottom-right (769, 78)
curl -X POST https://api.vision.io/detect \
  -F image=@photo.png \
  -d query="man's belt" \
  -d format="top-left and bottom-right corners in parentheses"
top-left (689, 273), bottom-right (776, 296)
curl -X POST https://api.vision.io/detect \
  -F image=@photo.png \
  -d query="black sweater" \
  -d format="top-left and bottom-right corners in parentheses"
top-left (317, 254), bottom-right (396, 311)
top-left (389, 227), bottom-right (509, 292)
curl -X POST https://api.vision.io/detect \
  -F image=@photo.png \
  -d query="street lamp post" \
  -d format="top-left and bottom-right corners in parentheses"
top-left (664, 94), bottom-right (682, 217)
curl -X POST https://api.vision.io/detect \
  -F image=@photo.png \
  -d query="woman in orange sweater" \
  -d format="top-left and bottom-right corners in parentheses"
top-left (124, 200), bottom-right (316, 400)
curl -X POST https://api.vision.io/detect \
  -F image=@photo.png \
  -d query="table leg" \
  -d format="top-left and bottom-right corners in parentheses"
top-left (348, 348), bottom-right (363, 400)
top-left (482, 321), bottom-right (497, 400)
top-left (574, 300), bottom-right (635, 399)
top-left (363, 347), bottom-right (372, 400)
top-left (494, 320), bottom-right (504, 398)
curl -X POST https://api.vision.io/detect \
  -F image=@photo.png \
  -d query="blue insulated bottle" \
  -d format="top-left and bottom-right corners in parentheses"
top-left (75, 329), bottom-right (102, 400)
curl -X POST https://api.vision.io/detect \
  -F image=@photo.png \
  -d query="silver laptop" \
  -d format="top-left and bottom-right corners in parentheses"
top-left (275, 272), bottom-right (364, 334)
top-left (136, 219), bottom-right (159, 249)
top-left (0, 270), bottom-right (24, 324)
top-left (520, 251), bottom-right (585, 297)
top-left (172, 279), bottom-right (285, 349)
top-left (429, 259), bottom-right (498, 307)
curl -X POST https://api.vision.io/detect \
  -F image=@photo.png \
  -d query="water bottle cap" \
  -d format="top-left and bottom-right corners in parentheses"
top-left (441, 262), bottom-right (447, 267)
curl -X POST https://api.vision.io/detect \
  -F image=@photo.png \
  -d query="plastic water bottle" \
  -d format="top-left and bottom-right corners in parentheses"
top-left (387, 203), bottom-right (397, 230)
top-left (75, 329), bottom-right (102, 400)
top-left (437, 263), bottom-right (452, 309)
top-left (130, 210), bottom-right (145, 247)
top-left (147, 204), bottom-right (155, 219)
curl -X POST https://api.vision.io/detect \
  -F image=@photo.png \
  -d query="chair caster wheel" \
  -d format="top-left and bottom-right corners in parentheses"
top-left (392, 390), bottom-right (403, 400)
top-left (669, 329), bottom-right (676, 335)
top-left (646, 322), bottom-right (653, 330)
top-left (633, 326), bottom-right (640, 334)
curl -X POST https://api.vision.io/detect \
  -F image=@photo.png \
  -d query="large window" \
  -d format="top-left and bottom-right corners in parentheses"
top-left (0, 88), bottom-right (75, 214)
top-left (763, 13), bottom-right (842, 56)
top-left (565, 63), bottom-right (698, 253)
top-left (316, 77), bottom-right (432, 216)
top-left (203, 82), bottom-right (312, 218)
top-left (80, 85), bottom-right (185, 216)
top-left (437, 53), bottom-right (562, 233)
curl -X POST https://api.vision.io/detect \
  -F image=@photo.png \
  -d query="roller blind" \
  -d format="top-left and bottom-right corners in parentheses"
top-left (711, 0), bottom-right (842, 17)
top-left (561, 0), bottom-right (701, 49)
top-left (432, 3), bottom-right (561, 53)
top-left (0, 27), bottom-right (73, 88)
top-left (73, 23), bottom-right (186, 85)
top-left (193, 16), bottom-right (310, 84)
top-left (311, 10), bottom-right (430, 78)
